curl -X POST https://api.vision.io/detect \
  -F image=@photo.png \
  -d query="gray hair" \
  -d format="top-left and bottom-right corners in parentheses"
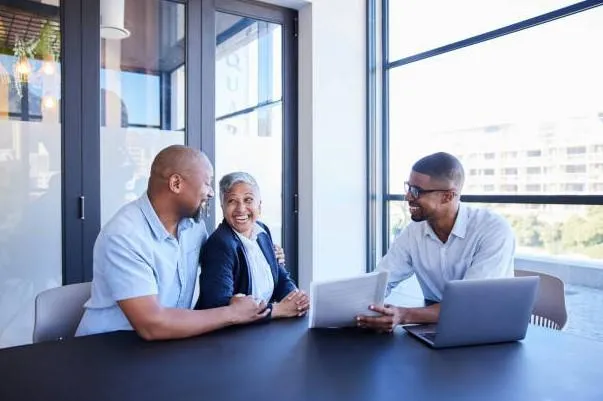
top-left (219, 172), bottom-right (261, 205)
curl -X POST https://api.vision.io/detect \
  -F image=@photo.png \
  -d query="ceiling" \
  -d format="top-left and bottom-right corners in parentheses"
top-left (0, 0), bottom-right (262, 75)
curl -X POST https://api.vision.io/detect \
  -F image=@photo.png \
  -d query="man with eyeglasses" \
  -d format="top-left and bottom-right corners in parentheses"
top-left (357, 152), bottom-right (515, 333)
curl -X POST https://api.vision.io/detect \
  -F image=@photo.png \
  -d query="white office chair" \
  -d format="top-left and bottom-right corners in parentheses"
top-left (515, 270), bottom-right (567, 330)
top-left (33, 282), bottom-right (91, 343)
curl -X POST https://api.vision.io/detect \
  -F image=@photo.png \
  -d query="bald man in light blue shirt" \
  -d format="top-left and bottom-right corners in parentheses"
top-left (76, 145), bottom-right (270, 340)
top-left (76, 192), bottom-right (208, 336)
top-left (357, 152), bottom-right (515, 333)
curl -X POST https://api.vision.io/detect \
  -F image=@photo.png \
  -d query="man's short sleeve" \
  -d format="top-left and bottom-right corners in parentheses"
top-left (100, 234), bottom-right (159, 301)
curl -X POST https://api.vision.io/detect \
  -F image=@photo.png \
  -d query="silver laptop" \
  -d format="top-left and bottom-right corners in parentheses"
top-left (404, 276), bottom-right (539, 348)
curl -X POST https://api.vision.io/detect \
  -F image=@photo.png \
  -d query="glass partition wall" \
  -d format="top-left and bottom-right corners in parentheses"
top-left (0, 0), bottom-right (298, 348)
top-left (99, 0), bottom-right (186, 224)
top-left (0, 0), bottom-right (62, 348)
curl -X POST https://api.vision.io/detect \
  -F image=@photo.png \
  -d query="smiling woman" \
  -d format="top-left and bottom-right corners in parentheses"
top-left (220, 171), bottom-right (262, 238)
top-left (195, 171), bottom-right (309, 320)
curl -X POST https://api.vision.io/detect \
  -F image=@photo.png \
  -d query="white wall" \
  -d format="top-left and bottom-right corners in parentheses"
top-left (297, 0), bottom-right (367, 289)
top-left (256, 0), bottom-right (368, 289)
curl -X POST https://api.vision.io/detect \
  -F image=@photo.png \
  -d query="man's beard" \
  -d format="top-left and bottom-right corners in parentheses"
top-left (192, 200), bottom-right (210, 222)
top-left (410, 214), bottom-right (427, 222)
top-left (409, 203), bottom-right (427, 222)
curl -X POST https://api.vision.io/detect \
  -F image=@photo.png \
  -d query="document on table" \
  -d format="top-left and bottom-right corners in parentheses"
top-left (308, 271), bottom-right (389, 329)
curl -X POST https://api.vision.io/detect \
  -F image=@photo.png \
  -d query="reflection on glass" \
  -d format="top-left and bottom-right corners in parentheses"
top-left (0, 0), bottom-right (61, 347)
top-left (215, 12), bottom-right (284, 244)
top-left (215, 105), bottom-right (283, 244)
top-left (100, 0), bottom-right (186, 224)
top-left (388, 7), bottom-right (603, 196)
top-left (216, 14), bottom-right (282, 118)
top-left (388, 0), bottom-right (580, 61)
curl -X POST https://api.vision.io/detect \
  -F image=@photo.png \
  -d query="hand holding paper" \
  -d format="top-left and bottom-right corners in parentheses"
top-left (308, 271), bottom-right (389, 328)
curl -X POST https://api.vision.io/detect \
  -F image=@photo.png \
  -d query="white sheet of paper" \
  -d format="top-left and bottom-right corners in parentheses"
top-left (308, 271), bottom-right (389, 328)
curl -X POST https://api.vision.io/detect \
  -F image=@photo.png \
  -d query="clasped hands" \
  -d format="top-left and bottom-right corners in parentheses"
top-left (272, 289), bottom-right (310, 318)
top-left (228, 289), bottom-right (310, 323)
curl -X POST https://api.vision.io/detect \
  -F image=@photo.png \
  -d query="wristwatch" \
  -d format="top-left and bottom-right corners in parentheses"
top-left (265, 302), bottom-right (274, 319)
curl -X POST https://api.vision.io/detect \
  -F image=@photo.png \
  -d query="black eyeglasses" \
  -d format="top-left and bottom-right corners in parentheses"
top-left (404, 181), bottom-right (454, 199)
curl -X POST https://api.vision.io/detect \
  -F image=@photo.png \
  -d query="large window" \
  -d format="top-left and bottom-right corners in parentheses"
top-left (381, 1), bottom-right (603, 341)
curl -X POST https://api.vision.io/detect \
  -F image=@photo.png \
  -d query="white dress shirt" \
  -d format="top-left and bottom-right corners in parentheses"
top-left (377, 203), bottom-right (515, 302)
top-left (235, 224), bottom-right (275, 303)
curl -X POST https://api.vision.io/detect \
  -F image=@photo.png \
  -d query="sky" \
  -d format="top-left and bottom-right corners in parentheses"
top-left (387, 1), bottom-right (603, 185)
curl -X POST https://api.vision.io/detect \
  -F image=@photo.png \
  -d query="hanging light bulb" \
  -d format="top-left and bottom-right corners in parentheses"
top-left (41, 54), bottom-right (55, 75)
top-left (14, 56), bottom-right (32, 78)
top-left (42, 95), bottom-right (56, 110)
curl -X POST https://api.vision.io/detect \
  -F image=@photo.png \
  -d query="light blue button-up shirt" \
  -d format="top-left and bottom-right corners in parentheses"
top-left (76, 193), bottom-right (208, 336)
top-left (378, 204), bottom-right (515, 302)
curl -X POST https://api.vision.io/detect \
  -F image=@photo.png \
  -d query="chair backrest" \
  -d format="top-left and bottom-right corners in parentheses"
top-left (33, 282), bottom-right (91, 343)
top-left (514, 269), bottom-right (567, 330)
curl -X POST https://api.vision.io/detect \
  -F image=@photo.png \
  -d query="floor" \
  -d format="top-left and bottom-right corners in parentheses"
top-left (564, 284), bottom-right (603, 342)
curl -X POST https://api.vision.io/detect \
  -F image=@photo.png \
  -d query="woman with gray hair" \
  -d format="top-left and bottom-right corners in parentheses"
top-left (195, 172), bottom-right (309, 320)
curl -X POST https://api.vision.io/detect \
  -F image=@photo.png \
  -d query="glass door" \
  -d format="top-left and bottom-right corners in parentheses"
top-left (215, 12), bottom-right (284, 242)
top-left (212, 1), bottom-right (297, 279)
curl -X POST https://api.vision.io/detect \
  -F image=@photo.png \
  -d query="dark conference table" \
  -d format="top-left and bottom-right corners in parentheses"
top-left (1, 318), bottom-right (602, 401)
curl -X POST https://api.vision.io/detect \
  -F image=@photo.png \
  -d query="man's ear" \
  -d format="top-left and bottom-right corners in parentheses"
top-left (441, 190), bottom-right (456, 204)
top-left (168, 174), bottom-right (183, 194)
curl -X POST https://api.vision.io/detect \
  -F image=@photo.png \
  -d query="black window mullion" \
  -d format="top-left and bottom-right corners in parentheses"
top-left (200, 0), bottom-right (217, 229)
top-left (380, 0), bottom-right (390, 258)
top-left (80, 0), bottom-right (101, 283)
top-left (61, 0), bottom-right (84, 284)
top-left (281, 6), bottom-right (298, 283)
top-left (187, 0), bottom-right (202, 151)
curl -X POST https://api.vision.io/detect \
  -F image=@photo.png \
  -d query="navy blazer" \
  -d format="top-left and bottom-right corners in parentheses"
top-left (195, 220), bottom-right (297, 310)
